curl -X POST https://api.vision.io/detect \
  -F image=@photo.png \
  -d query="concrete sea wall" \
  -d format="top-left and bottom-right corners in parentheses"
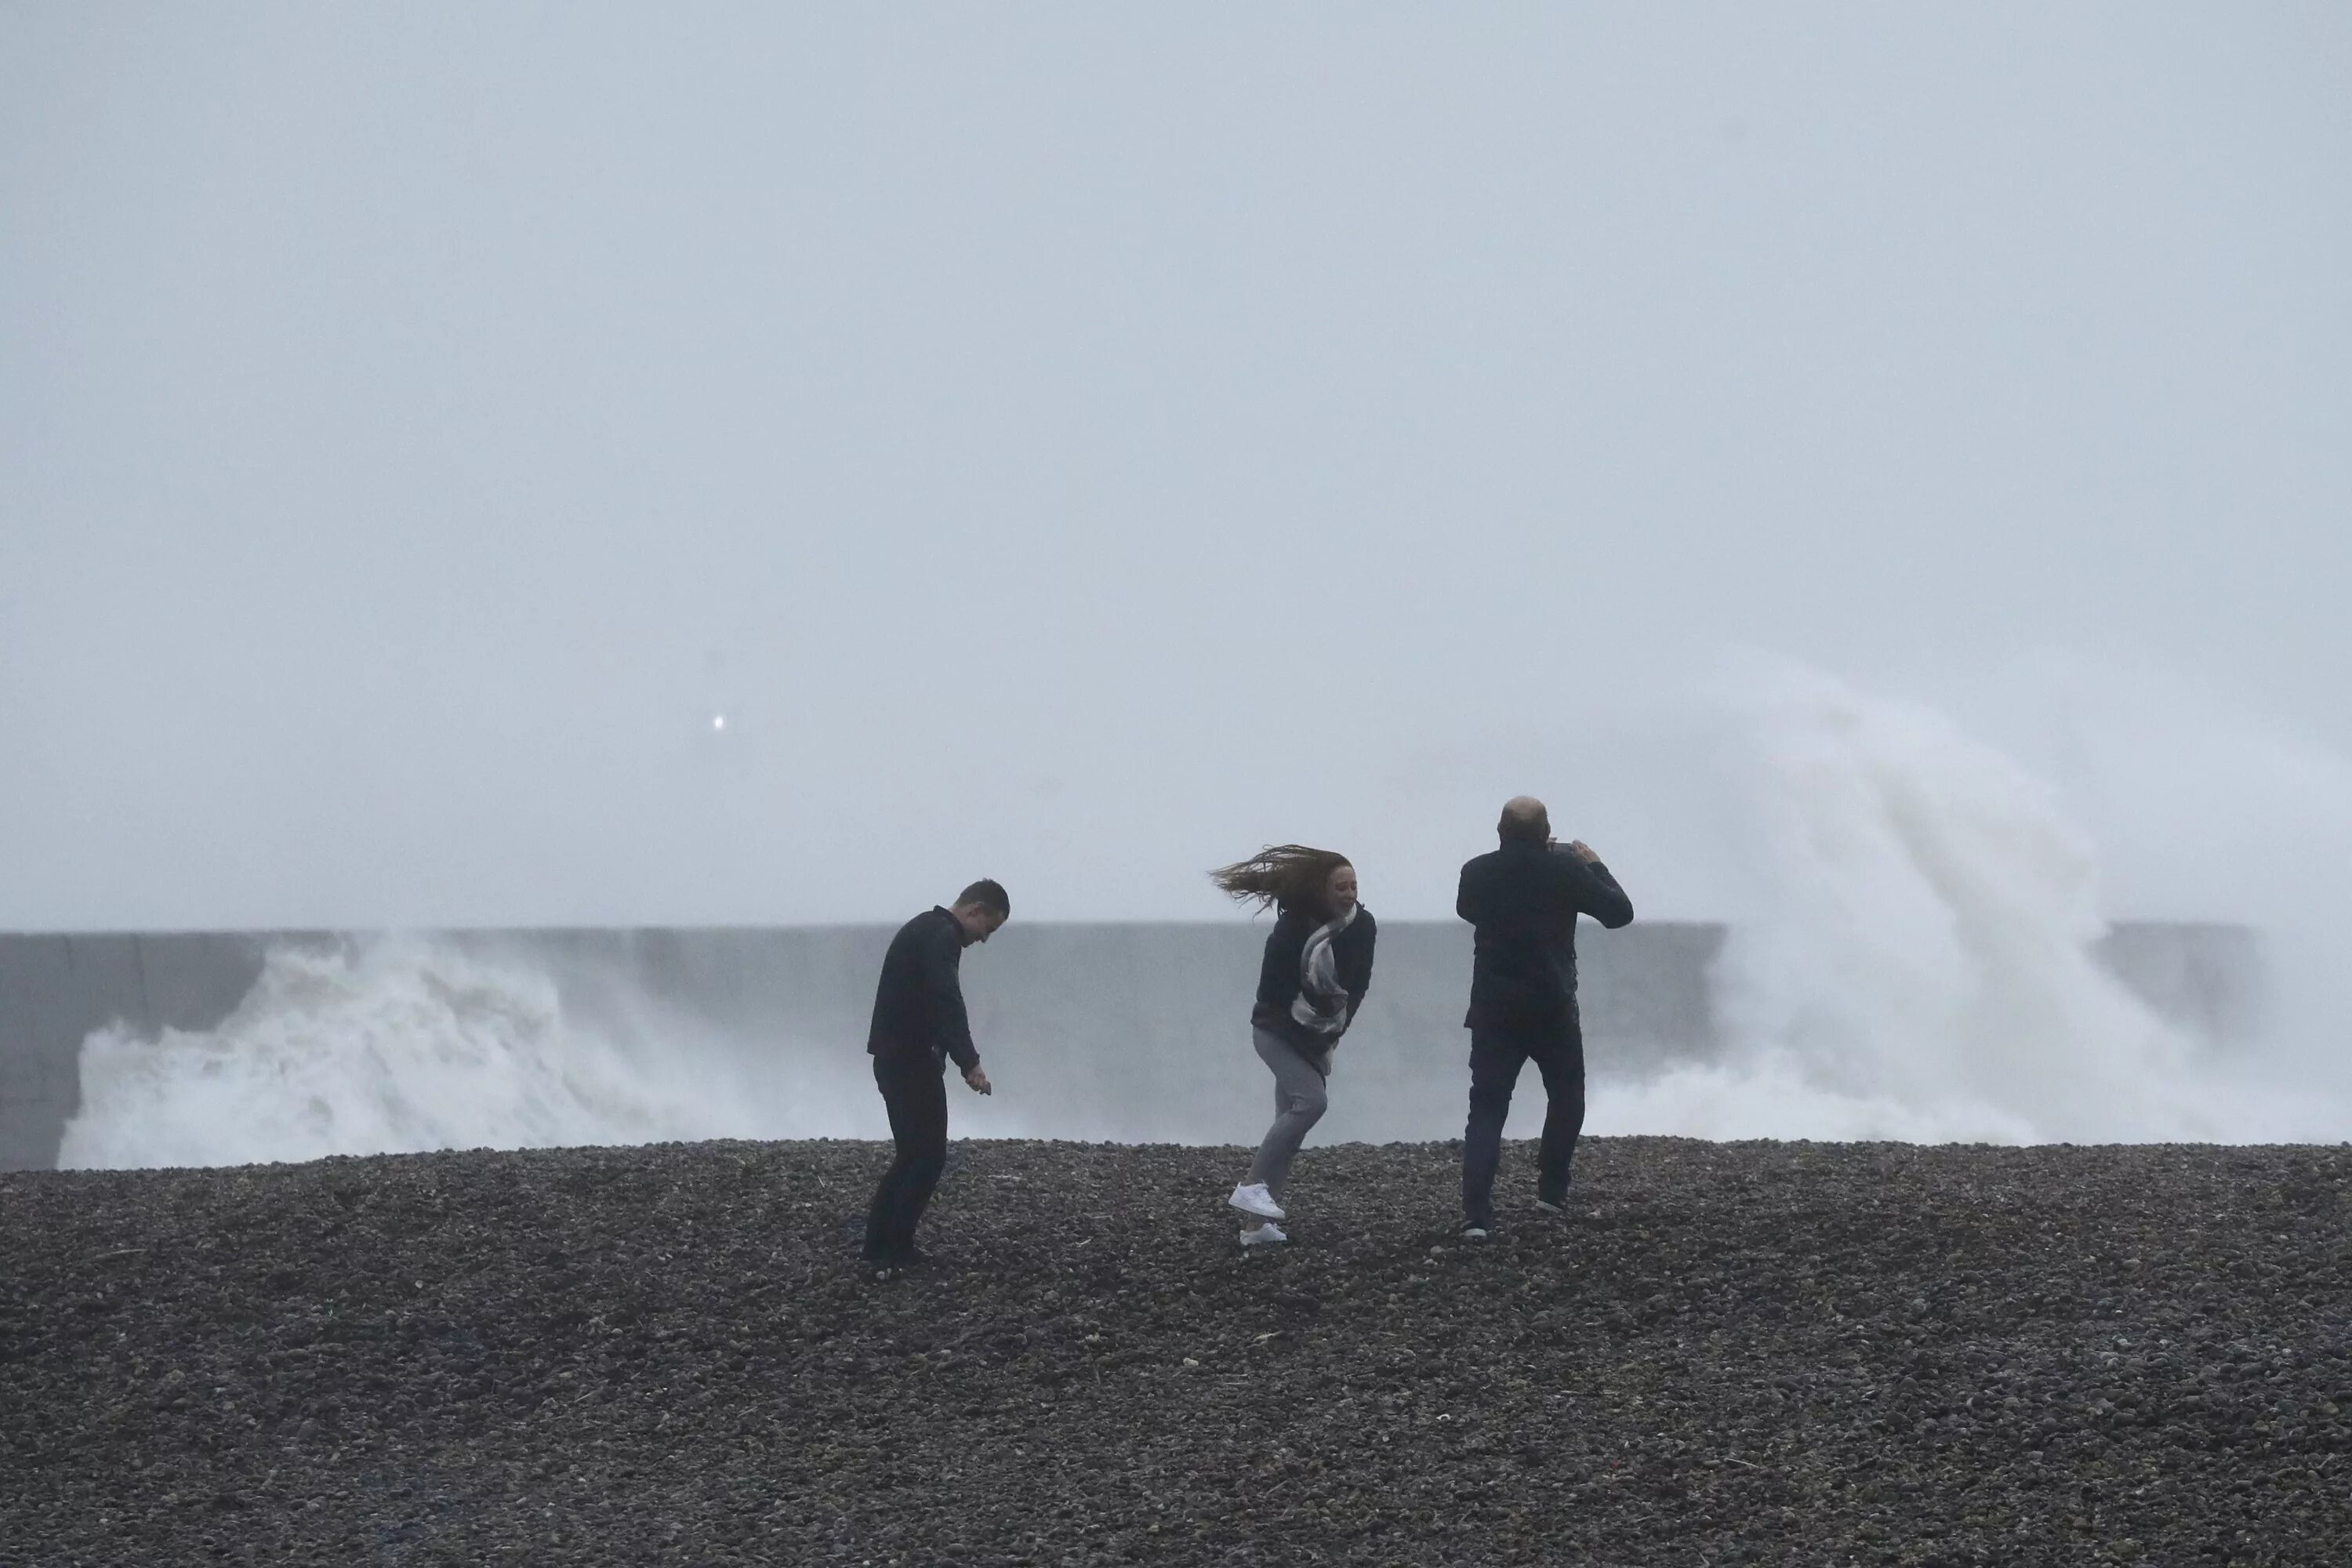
top-left (0, 921), bottom-right (2261, 1170)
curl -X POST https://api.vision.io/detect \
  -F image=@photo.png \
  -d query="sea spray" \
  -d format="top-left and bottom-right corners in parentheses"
top-left (61, 937), bottom-right (746, 1167)
top-left (54, 663), bottom-right (2339, 1165)
top-left (1587, 661), bottom-right (2328, 1143)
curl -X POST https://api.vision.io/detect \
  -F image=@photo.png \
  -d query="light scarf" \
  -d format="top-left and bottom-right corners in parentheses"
top-left (1288, 902), bottom-right (1359, 1039)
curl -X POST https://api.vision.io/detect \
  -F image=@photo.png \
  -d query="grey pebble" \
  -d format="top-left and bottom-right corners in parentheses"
top-left (3, 1136), bottom-right (2347, 1564)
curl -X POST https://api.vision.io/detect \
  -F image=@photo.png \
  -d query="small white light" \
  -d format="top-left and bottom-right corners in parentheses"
top-left (711, 714), bottom-right (728, 733)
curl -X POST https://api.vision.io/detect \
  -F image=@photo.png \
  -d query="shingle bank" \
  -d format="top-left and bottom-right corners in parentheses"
top-left (4, 1135), bottom-right (2347, 1565)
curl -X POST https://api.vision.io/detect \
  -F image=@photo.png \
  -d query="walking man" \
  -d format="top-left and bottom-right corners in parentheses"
top-left (863, 879), bottom-right (1009, 1278)
top-left (1455, 797), bottom-right (1633, 1242)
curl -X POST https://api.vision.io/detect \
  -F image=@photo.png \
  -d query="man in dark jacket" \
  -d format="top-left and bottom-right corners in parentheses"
top-left (1455, 797), bottom-right (1633, 1240)
top-left (862, 879), bottom-right (1008, 1276)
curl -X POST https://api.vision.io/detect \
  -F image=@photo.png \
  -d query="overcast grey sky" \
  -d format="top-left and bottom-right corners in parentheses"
top-left (4, 5), bottom-right (2347, 930)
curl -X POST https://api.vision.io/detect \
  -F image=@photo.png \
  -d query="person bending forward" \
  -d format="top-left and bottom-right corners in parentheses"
top-left (1210, 845), bottom-right (1377, 1247)
top-left (862, 879), bottom-right (1008, 1278)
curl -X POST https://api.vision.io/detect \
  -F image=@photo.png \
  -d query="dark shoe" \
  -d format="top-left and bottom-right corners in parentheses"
top-left (1459, 1221), bottom-right (1490, 1244)
top-left (1534, 1196), bottom-right (1565, 1216)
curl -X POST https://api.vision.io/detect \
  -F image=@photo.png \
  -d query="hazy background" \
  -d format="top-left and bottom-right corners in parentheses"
top-left (5, 4), bottom-right (2348, 933)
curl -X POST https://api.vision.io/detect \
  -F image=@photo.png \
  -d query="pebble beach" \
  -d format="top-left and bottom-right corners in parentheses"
top-left (5, 1136), bottom-right (2347, 1565)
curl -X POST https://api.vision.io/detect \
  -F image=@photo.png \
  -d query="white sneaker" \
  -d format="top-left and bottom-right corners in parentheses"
top-left (1228, 1181), bottom-right (1286, 1221)
top-left (1534, 1198), bottom-right (1564, 1216)
top-left (1238, 1221), bottom-right (1289, 1247)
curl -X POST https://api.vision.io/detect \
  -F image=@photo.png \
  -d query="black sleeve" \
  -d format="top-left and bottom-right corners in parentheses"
top-left (1255, 916), bottom-right (1298, 1014)
top-left (1571, 858), bottom-right (1635, 930)
top-left (1346, 911), bottom-right (1377, 1012)
top-left (924, 920), bottom-right (980, 1072)
top-left (1454, 863), bottom-right (1482, 926)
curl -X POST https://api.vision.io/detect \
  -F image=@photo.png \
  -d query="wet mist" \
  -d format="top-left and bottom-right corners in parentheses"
top-left (6, 8), bottom-right (2349, 1154)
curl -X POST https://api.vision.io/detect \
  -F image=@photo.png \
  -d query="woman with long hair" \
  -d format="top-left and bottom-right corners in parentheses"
top-left (1210, 844), bottom-right (1377, 1247)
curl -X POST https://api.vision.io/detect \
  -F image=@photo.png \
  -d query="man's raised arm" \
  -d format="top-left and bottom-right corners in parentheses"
top-left (1559, 841), bottom-right (1634, 929)
top-left (1455, 865), bottom-right (1485, 927)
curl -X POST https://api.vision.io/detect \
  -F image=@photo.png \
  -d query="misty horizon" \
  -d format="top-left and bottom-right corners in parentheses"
top-left (5, 6), bottom-right (2347, 938)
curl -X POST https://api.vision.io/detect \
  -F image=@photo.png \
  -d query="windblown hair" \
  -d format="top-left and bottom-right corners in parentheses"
top-left (1208, 844), bottom-right (1351, 915)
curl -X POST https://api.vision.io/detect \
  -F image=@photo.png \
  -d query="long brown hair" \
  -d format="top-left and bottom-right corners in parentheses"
top-left (1208, 844), bottom-right (1352, 916)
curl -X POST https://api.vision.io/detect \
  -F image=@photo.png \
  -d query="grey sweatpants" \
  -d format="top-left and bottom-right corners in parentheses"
top-left (1247, 1027), bottom-right (1329, 1202)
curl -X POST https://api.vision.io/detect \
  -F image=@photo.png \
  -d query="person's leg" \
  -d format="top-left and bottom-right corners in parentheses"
top-left (864, 1057), bottom-right (915, 1261)
top-left (1247, 1029), bottom-right (1330, 1204)
top-left (1529, 1018), bottom-right (1588, 1208)
top-left (1461, 1029), bottom-right (1528, 1230)
top-left (865, 1055), bottom-right (949, 1262)
top-left (892, 1062), bottom-right (950, 1253)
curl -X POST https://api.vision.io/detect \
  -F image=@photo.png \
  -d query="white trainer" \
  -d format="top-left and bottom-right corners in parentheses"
top-left (1228, 1181), bottom-right (1286, 1221)
top-left (1238, 1221), bottom-right (1289, 1247)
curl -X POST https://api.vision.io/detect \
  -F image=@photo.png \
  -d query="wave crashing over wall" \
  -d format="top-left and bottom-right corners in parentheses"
top-left (61, 941), bottom-right (722, 1169)
top-left (55, 668), bottom-right (2345, 1167)
top-left (1596, 667), bottom-right (2320, 1144)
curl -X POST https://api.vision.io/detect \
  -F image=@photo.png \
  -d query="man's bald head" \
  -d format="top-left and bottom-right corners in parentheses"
top-left (1498, 796), bottom-right (1551, 844)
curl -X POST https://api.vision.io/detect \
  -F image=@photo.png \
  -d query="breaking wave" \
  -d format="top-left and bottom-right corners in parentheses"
top-left (60, 938), bottom-right (799, 1169)
top-left (1587, 662), bottom-right (2336, 1144)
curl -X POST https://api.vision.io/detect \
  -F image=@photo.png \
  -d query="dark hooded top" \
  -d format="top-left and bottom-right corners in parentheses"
top-left (1250, 902), bottom-right (1377, 1070)
top-left (866, 907), bottom-right (978, 1073)
top-left (1456, 842), bottom-right (1633, 1034)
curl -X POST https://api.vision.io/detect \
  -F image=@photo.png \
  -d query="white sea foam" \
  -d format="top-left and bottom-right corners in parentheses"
top-left (1584, 661), bottom-right (2343, 1144)
top-left (58, 937), bottom-right (830, 1169)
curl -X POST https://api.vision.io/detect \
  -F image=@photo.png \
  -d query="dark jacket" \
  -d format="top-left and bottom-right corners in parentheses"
top-left (866, 907), bottom-right (978, 1073)
top-left (1250, 904), bottom-right (1377, 1068)
top-left (1457, 841), bottom-right (1633, 1034)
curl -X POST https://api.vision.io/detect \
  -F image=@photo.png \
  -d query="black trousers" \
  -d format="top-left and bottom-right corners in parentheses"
top-left (865, 1052), bottom-right (949, 1263)
top-left (1461, 1019), bottom-right (1585, 1229)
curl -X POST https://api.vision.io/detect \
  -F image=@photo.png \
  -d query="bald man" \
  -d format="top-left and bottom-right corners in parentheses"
top-left (1453, 797), bottom-right (1634, 1240)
